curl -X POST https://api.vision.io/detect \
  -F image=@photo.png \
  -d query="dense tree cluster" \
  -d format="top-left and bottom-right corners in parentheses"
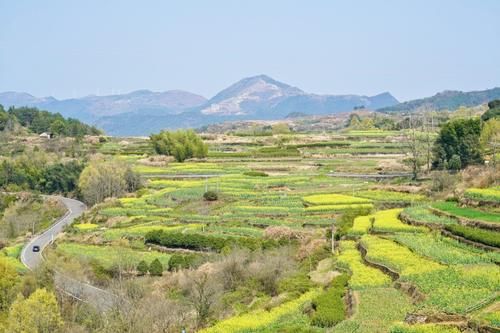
top-left (150, 130), bottom-right (208, 162)
top-left (481, 100), bottom-right (500, 122)
top-left (0, 158), bottom-right (83, 194)
top-left (432, 118), bottom-right (483, 170)
top-left (0, 105), bottom-right (101, 137)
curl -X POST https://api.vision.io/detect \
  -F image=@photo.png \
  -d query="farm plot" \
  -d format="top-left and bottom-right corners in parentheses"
top-left (360, 235), bottom-right (443, 276)
top-left (444, 224), bottom-right (500, 248)
top-left (303, 194), bottom-right (372, 206)
top-left (349, 209), bottom-right (425, 235)
top-left (464, 187), bottom-right (500, 203)
top-left (355, 190), bottom-right (426, 203)
top-left (432, 201), bottom-right (500, 223)
top-left (55, 243), bottom-right (171, 270)
top-left (303, 193), bottom-right (374, 213)
top-left (332, 288), bottom-right (414, 333)
top-left (390, 233), bottom-right (500, 264)
top-left (102, 223), bottom-right (201, 240)
top-left (337, 241), bottom-right (391, 289)
top-left (361, 235), bottom-right (500, 314)
top-left (371, 209), bottom-right (426, 233)
top-left (199, 289), bottom-right (321, 333)
top-left (401, 207), bottom-right (457, 226)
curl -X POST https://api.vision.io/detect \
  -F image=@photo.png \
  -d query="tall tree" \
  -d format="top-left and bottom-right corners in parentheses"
top-left (480, 118), bottom-right (500, 168)
top-left (432, 117), bottom-right (483, 170)
top-left (7, 288), bottom-right (63, 333)
top-left (78, 159), bottom-right (141, 205)
top-left (0, 258), bottom-right (19, 311)
top-left (481, 100), bottom-right (500, 122)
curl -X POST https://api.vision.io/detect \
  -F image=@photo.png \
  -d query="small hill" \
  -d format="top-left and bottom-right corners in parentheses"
top-left (378, 87), bottom-right (500, 112)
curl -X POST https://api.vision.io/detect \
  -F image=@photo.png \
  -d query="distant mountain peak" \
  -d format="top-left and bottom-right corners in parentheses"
top-left (201, 74), bottom-right (304, 115)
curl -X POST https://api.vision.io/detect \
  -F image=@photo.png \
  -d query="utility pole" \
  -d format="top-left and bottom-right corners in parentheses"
top-left (331, 225), bottom-right (336, 253)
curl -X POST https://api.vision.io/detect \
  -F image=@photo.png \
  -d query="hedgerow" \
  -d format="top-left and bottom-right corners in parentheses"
top-left (310, 274), bottom-right (349, 327)
top-left (145, 230), bottom-right (280, 251)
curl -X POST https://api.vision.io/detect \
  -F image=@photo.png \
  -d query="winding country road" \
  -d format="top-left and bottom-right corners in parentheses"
top-left (21, 196), bottom-right (116, 310)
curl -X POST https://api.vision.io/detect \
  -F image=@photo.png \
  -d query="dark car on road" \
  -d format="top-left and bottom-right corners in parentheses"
top-left (32, 245), bottom-right (40, 252)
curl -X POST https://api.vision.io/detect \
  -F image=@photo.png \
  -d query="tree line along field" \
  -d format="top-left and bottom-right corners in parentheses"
top-left (0, 112), bottom-right (499, 332)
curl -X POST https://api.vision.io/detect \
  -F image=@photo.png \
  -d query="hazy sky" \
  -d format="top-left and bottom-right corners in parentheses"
top-left (1, 0), bottom-right (499, 102)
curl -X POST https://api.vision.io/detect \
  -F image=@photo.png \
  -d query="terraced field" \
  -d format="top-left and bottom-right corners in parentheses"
top-left (46, 131), bottom-right (499, 332)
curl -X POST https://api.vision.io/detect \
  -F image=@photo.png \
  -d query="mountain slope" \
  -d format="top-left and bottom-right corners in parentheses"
top-left (200, 75), bottom-right (304, 116)
top-left (0, 90), bottom-right (207, 123)
top-left (0, 75), bottom-right (399, 135)
top-left (199, 75), bottom-right (398, 118)
top-left (378, 87), bottom-right (500, 112)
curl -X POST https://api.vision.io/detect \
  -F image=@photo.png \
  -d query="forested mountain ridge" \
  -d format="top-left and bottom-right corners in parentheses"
top-left (0, 105), bottom-right (101, 137)
top-left (378, 87), bottom-right (500, 113)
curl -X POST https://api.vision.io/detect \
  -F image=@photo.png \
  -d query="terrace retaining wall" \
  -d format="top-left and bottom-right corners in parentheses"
top-left (440, 230), bottom-right (500, 253)
top-left (356, 242), bottom-right (426, 303)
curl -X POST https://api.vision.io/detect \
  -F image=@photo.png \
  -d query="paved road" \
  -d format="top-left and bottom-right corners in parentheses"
top-left (21, 196), bottom-right (85, 270)
top-left (328, 172), bottom-right (413, 179)
top-left (21, 196), bottom-right (117, 311)
top-left (141, 173), bottom-right (220, 179)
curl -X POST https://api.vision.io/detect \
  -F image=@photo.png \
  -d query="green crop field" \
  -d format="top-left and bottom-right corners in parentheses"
top-left (432, 201), bottom-right (500, 223)
top-left (55, 243), bottom-right (172, 270)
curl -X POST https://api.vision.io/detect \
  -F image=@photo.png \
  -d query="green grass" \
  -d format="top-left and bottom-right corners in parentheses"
top-left (432, 201), bottom-right (500, 223)
top-left (56, 243), bottom-right (171, 270)
top-left (102, 223), bottom-right (201, 240)
top-left (74, 223), bottom-right (99, 231)
top-left (0, 245), bottom-right (26, 272)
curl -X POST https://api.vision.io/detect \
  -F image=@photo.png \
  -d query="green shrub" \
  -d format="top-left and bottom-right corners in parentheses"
top-left (150, 129), bottom-right (208, 162)
top-left (168, 253), bottom-right (199, 271)
top-left (278, 272), bottom-right (314, 296)
top-left (310, 274), bottom-right (349, 327)
top-left (243, 171), bottom-right (269, 177)
top-left (149, 258), bottom-right (163, 276)
top-left (203, 191), bottom-right (218, 201)
top-left (145, 230), bottom-right (279, 252)
top-left (136, 260), bottom-right (149, 276)
top-left (445, 224), bottom-right (500, 247)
